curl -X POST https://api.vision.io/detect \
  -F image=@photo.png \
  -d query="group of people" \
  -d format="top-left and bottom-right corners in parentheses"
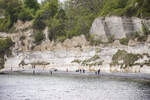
top-left (75, 68), bottom-right (101, 75)
top-left (75, 69), bottom-right (85, 73)
top-left (95, 69), bottom-right (101, 75)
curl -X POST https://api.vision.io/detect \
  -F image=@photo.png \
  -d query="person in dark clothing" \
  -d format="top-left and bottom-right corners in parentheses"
top-left (66, 68), bottom-right (68, 72)
top-left (97, 69), bottom-right (100, 75)
top-left (49, 70), bottom-right (52, 75)
top-left (79, 69), bottom-right (82, 73)
top-left (95, 71), bottom-right (97, 75)
top-left (83, 69), bottom-right (85, 73)
top-left (33, 70), bottom-right (35, 75)
top-left (76, 69), bottom-right (79, 72)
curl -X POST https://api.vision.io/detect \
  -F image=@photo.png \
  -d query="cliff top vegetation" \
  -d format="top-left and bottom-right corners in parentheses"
top-left (0, 0), bottom-right (149, 43)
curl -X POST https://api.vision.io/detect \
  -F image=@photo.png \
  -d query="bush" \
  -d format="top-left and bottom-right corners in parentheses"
top-left (32, 10), bottom-right (46, 30)
top-left (0, 17), bottom-right (13, 32)
top-left (57, 36), bottom-right (66, 42)
top-left (0, 37), bottom-right (14, 54)
top-left (72, 59), bottom-right (81, 64)
top-left (34, 31), bottom-right (45, 45)
top-left (112, 50), bottom-right (143, 67)
top-left (142, 22), bottom-right (150, 36)
top-left (24, 0), bottom-right (39, 14)
top-left (119, 38), bottom-right (129, 45)
top-left (48, 17), bottom-right (65, 41)
top-left (18, 8), bottom-right (33, 22)
top-left (132, 31), bottom-right (140, 39)
top-left (0, 37), bottom-right (13, 69)
top-left (129, 22), bottom-right (149, 42)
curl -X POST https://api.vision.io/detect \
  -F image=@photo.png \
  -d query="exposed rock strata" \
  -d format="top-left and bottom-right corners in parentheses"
top-left (2, 43), bottom-right (150, 73)
top-left (90, 16), bottom-right (150, 42)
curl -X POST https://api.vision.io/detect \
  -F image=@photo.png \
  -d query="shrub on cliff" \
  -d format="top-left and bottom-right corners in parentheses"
top-left (142, 22), bottom-right (150, 36)
top-left (48, 9), bottom-right (66, 41)
top-left (0, 38), bottom-right (14, 54)
top-left (131, 22), bottom-right (149, 42)
top-left (34, 31), bottom-right (45, 45)
top-left (18, 8), bottom-right (33, 22)
top-left (0, 17), bottom-right (12, 32)
top-left (112, 50), bottom-right (143, 68)
top-left (32, 10), bottom-right (46, 30)
top-left (24, 0), bottom-right (39, 14)
top-left (119, 38), bottom-right (129, 45)
top-left (0, 37), bottom-right (13, 69)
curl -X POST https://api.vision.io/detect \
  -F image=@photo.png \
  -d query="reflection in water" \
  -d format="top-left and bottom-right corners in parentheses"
top-left (0, 74), bottom-right (150, 100)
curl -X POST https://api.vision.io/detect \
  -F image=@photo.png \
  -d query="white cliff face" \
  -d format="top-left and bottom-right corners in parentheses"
top-left (90, 16), bottom-right (150, 42)
top-left (3, 42), bottom-right (150, 73)
top-left (4, 48), bottom-right (96, 71)
top-left (1, 19), bottom-right (150, 74)
top-left (90, 17), bottom-right (108, 42)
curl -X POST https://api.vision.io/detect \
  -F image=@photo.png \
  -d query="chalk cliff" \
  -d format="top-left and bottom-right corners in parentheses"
top-left (0, 17), bottom-right (150, 74)
top-left (90, 16), bottom-right (150, 42)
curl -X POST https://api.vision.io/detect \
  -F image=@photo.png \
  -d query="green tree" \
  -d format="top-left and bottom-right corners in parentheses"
top-left (32, 10), bottom-right (46, 30)
top-left (99, 0), bottom-right (150, 18)
top-left (33, 0), bottom-right (59, 30)
top-left (48, 8), bottom-right (66, 41)
top-left (24, 0), bottom-right (39, 13)
top-left (0, 0), bottom-right (22, 31)
top-left (136, 0), bottom-right (150, 17)
top-left (64, 0), bottom-right (102, 38)
top-left (18, 8), bottom-right (33, 22)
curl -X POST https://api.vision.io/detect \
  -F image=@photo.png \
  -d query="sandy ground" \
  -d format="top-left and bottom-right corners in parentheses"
top-left (1, 69), bottom-right (150, 81)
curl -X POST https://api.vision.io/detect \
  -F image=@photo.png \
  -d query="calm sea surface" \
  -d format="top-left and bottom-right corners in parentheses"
top-left (0, 74), bottom-right (150, 100)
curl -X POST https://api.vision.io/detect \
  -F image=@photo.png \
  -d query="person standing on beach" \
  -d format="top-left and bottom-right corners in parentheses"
top-left (98, 69), bottom-right (100, 75)
top-left (49, 70), bottom-right (52, 75)
top-left (95, 71), bottom-right (97, 75)
top-left (66, 68), bottom-right (68, 72)
top-left (79, 69), bottom-right (82, 73)
top-left (83, 69), bottom-right (85, 73)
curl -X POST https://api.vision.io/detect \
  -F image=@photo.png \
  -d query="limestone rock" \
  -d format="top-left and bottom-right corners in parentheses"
top-left (112, 40), bottom-right (121, 46)
top-left (147, 35), bottom-right (150, 43)
top-left (90, 16), bottom-right (148, 42)
top-left (140, 65), bottom-right (150, 73)
top-left (63, 35), bottom-right (89, 48)
top-left (43, 27), bottom-right (49, 41)
top-left (63, 39), bottom-right (72, 48)
top-left (128, 40), bottom-right (137, 46)
top-left (131, 65), bottom-right (140, 73)
top-left (90, 17), bottom-right (108, 42)
top-left (15, 20), bottom-right (32, 31)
